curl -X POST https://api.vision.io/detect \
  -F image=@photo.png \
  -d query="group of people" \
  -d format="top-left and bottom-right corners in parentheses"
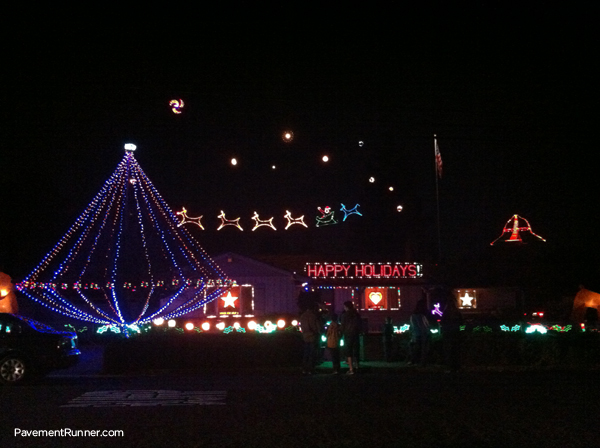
top-left (408, 297), bottom-right (463, 371)
top-left (300, 292), bottom-right (464, 374)
top-left (300, 300), bottom-right (362, 375)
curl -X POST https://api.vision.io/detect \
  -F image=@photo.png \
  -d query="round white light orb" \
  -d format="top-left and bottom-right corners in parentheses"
top-left (397, 205), bottom-right (404, 212)
top-left (185, 322), bottom-right (194, 331)
top-left (322, 155), bottom-right (329, 162)
top-left (201, 322), bottom-right (210, 331)
top-left (369, 177), bottom-right (375, 183)
top-left (167, 319), bottom-right (176, 328)
top-left (277, 319), bottom-right (286, 328)
top-left (153, 318), bottom-right (165, 326)
top-left (230, 158), bottom-right (238, 166)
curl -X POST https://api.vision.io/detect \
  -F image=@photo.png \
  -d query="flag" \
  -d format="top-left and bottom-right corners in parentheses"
top-left (434, 138), bottom-right (443, 178)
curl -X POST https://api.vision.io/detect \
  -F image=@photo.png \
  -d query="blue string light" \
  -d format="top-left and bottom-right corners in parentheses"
top-left (17, 150), bottom-right (232, 327)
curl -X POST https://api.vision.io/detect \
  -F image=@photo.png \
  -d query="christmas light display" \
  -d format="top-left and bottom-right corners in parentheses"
top-left (251, 212), bottom-right (276, 231)
top-left (221, 291), bottom-right (238, 308)
top-left (217, 211), bottom-right (243, 231)
top-left (169, 99), bottom-right (184, 114)
top-left (525, 324), bottom-right (548, 334)
top-left (306, 262), bottom-right (422, 279)
top-left (176, 207), bottom-right (204, 229)
top-left (316, 206), bottom-right (338, 227)
top-left (490, 214), bottom-right (546, 245)
top-left (16, 147), bottom-right (232, 326)
top-left (458, 290), bottom-right (476, 308)
top-left (340, 203), bottom-right (362, 221)
top-left (284, 210), bottom-right (308, 229)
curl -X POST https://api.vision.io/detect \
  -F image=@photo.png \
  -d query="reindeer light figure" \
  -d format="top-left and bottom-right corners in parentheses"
top-left (340, 203), bottom-right (362, 221)
top-left (217, 211), bottom-right (243, 231)
top-left (176, 207), bottom-right (204, 229)
top-left (284, 210), bottom-right (308, 229)
top-left (251, 212), bottom-right (277, 231)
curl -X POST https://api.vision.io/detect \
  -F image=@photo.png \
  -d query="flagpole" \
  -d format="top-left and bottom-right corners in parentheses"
top-left (434, 134), bottom-right (442, 261)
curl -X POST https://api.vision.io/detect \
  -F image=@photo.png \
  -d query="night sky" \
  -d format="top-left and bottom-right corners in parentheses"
top-left (3, 4), bottom-right (598, 298)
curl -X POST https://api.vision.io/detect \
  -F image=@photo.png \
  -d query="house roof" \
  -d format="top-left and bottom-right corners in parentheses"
top-left (212, 252), bottom-right (307, 279)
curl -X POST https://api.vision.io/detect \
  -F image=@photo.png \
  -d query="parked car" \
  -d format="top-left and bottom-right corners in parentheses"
top-left (0, 313), bottom-right (80, 384)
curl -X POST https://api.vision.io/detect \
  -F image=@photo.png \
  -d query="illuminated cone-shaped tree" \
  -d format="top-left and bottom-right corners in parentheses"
top-left (17, 147), bottom-right (231, 326)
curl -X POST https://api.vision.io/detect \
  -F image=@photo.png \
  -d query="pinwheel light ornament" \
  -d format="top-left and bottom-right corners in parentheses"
top-left (169, 99), bottom-right (184, 114)
top-left (17, 146), bottom-right (232, 327)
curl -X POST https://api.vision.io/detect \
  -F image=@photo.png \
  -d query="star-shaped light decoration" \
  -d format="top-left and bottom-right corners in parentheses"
top-left (340, 203), bottom-right (362, 221)
top-left (284, 210), bottom-right (308, 229)
top-left (221, 291), bottom-right (238, 308)
top-left (217, 211), bottom-right (243, 231)
top-left (459, 292), bottom-right (475, 308)
top-left (251, 212), bottom-right (276, 231)
top-left (176, 207), bottom-right (204, 229)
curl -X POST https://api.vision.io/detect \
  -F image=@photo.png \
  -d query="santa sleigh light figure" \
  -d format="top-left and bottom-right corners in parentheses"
top-left (490, 214), bottom-right (546, 245)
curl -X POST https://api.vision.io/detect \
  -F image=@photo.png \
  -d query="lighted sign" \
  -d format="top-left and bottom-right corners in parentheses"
top-left (306, 262), bottom-right (423, 279)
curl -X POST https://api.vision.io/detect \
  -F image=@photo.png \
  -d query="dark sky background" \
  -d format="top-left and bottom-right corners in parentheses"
top-left (2, 4), bottom-right (598, 298)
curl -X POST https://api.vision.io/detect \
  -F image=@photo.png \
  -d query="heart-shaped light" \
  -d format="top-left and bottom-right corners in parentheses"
top-left (369, 291), bottom-right (382, 305)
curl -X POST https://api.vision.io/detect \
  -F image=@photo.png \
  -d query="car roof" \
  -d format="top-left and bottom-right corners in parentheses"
top-left (0, 313), bottom-right (69, 335)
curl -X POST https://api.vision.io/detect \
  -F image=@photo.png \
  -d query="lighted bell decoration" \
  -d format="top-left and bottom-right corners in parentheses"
top-left (490, 214), bottom-right (546, 245)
